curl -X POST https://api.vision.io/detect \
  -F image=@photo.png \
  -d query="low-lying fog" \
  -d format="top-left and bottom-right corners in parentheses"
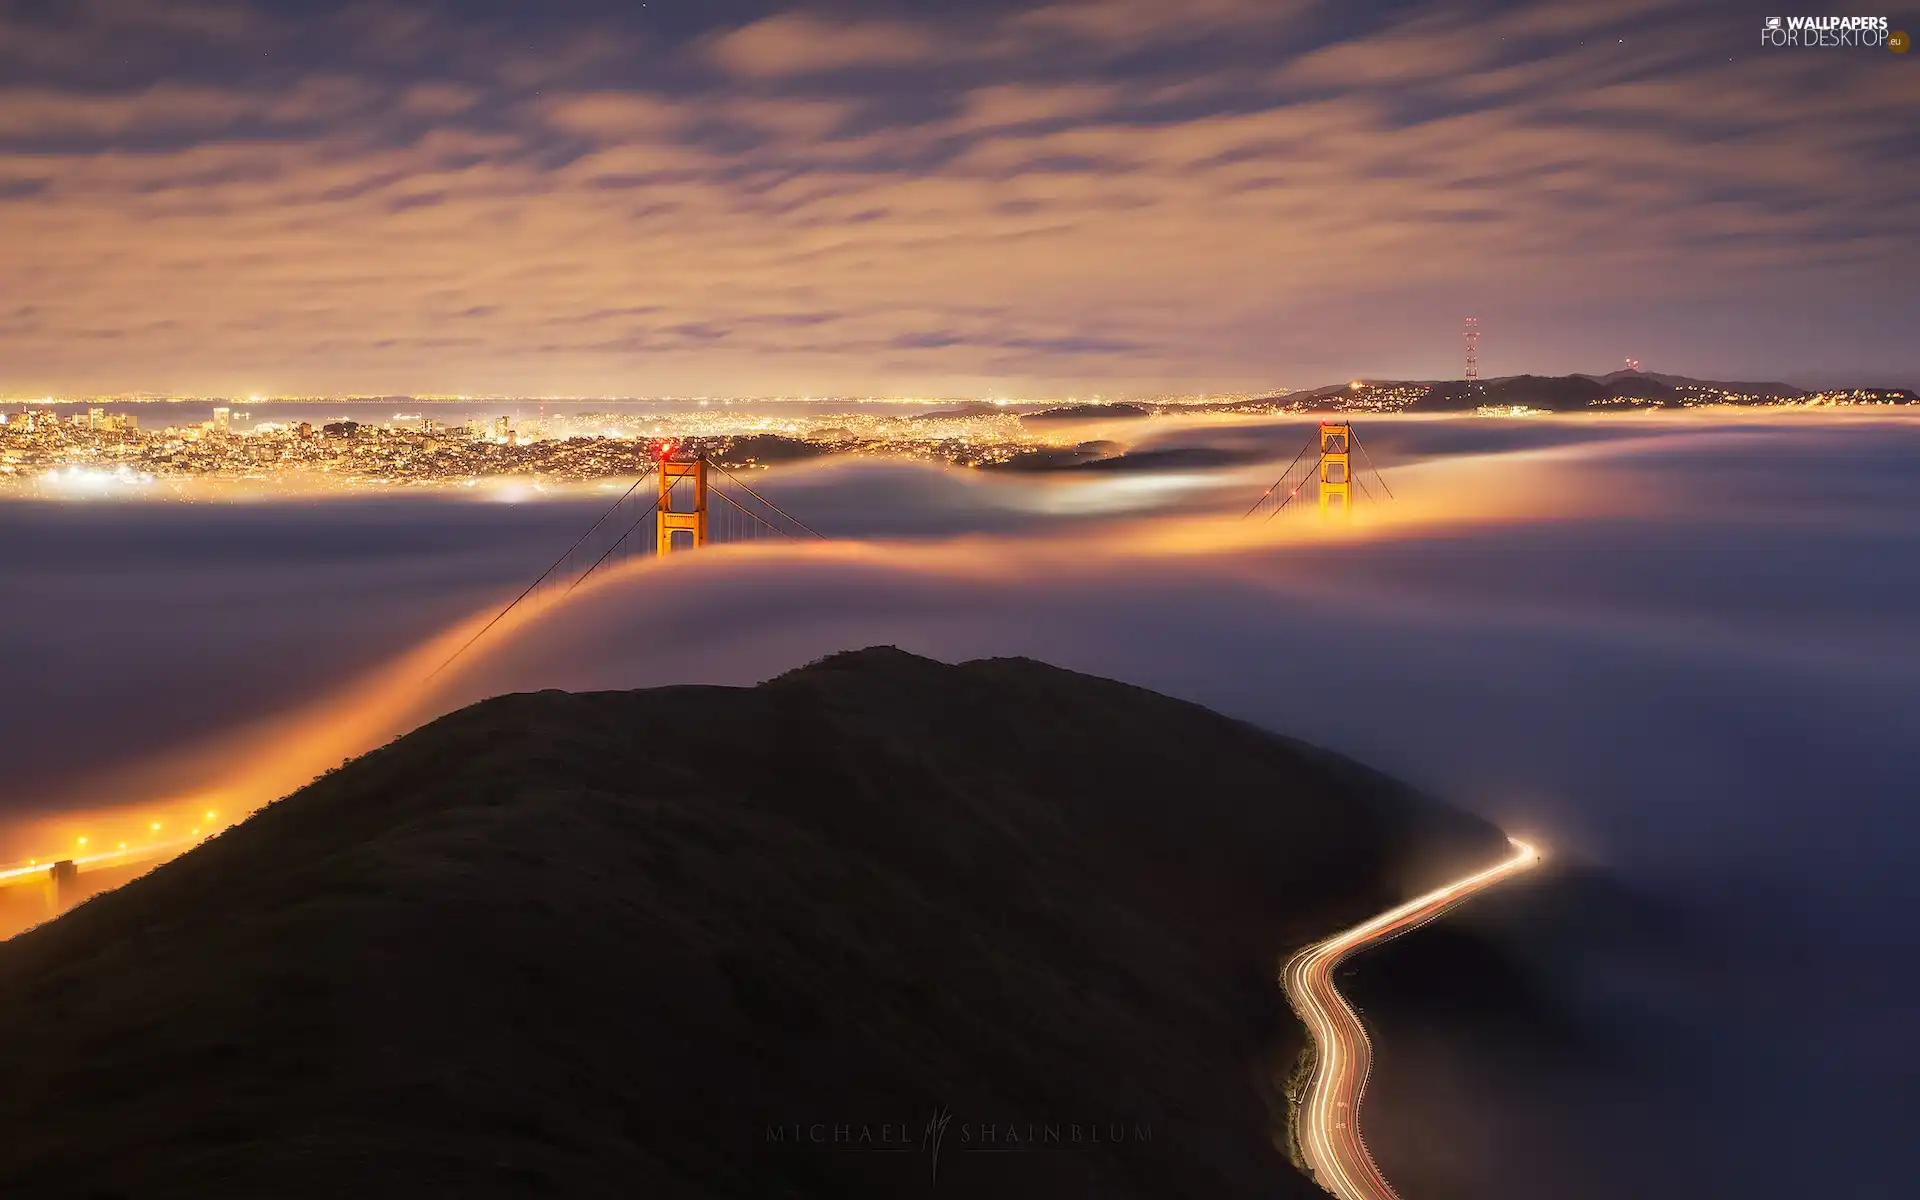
top-left (4, 411), bottom-right (1915, 1196)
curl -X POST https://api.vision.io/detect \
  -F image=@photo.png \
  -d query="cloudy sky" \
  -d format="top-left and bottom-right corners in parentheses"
top-left (1, 0), bottom-right (1913, 396)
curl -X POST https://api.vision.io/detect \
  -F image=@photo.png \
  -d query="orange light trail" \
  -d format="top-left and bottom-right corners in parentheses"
top-left (1282, 838), bottom-right (1541, 1199)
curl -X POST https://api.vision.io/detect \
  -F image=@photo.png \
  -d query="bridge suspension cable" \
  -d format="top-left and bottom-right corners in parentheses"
top-left (710, 485), bottom-right (787, 542)
top-left (703, 458), bottom-right (829, 540)
top-left (428, 464), bottom-right (660, 679)
top-left (1351, 428), bottom-right (1395, 502)
top-left (1243, 437), bottom-right (1316, 520)
top-left (426, 454), bottom-right (824, 680)
top-left (1266, 449), bottom-right (1324, 523)
top-left (1242, 422), bottom-right (1394, 521)
top-left (563, 488), bottom-right (667, 595)
top-left (1245, 434), bottom-right (1324, 523)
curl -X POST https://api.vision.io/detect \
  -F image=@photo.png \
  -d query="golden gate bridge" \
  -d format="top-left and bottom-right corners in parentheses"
top-left (428, 443), bottom-right (827, 679)
top-left (1242, 421), bottom-right (1394, 523)
top-left (3, 425), bottom-right (1390, 921)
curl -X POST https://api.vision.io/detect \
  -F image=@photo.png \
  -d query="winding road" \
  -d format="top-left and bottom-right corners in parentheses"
top-left (1283, 837), bottom-right (1541, 1200)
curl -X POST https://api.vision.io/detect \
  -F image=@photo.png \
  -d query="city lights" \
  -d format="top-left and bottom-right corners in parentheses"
top-left (0, 401), bottom-right (1082, 489)
top-left (6, 387), bottom-right (1909, 497)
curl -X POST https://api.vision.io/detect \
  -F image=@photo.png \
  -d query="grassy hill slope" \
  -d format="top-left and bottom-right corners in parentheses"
top-left (0, 648), bottom-right (1505, 1198)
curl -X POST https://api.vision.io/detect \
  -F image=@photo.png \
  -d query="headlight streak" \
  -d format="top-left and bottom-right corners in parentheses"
top-left (1282, 838), bottom-right (1541, 1200)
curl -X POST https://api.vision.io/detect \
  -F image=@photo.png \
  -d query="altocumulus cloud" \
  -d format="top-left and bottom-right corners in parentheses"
top-left (0, 0), bottom-right (1912, 395)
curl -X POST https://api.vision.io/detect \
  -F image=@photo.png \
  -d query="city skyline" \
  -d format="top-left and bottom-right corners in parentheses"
top-left (1, 0), bottom-right (1914, 397)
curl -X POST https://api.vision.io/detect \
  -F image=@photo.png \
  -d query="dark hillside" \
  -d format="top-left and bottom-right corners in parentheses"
top-left (0, 648), bottom-right (1503, 1199)
top-left (1416, 374), bottom-right (1680, 411)
top-left (1021, 402), bottom-right (1153, 421)
top-left (1583, 369), bottom-right (1805, 397)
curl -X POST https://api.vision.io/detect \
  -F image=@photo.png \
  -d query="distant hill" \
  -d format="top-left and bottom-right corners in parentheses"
top-left (1022, 402), bottom-right (1153, 422)
top-left (1220, 371), bottom-right (1909, 414)
top-left (701, 433), bottom-right (832, 466)
top-left (0, 648), bottom-right (1504, 1199)
top-left (911, 402), bottom-right (1005, 420)
top-left (1415, 373), bottom-right (1684, 411)
top-left (1577, 369), bottom-right (1806, 397)
top-left (1417, 372), bottom-right (1915, 410)
top-left (987, 444), bottom-right (1253, 473)
top-left (985, 439), bottom-right (1122, 470)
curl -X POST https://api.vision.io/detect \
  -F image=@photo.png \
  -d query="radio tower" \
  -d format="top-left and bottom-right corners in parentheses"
top-left (1463, 317), bottom-right (1481, 390)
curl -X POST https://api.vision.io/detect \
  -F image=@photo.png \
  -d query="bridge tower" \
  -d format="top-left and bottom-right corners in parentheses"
top-left (656, 457), bottom-right (709, 555)
top-left (44, 859), bottom-right (77, 916)
top-left (1318, 423), bottom-right (1351, 515)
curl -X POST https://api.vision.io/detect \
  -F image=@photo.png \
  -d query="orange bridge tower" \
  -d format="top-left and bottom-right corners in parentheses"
top-left (1318, 423), bottom-right (1351, 515)
top-left (657, 457), bottom-right (709, 554)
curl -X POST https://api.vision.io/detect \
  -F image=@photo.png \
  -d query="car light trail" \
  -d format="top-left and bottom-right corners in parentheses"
top-left (0, 833), bottom-right (212, 888)
top-left (1282, 837), bottom-right (1540, 1200)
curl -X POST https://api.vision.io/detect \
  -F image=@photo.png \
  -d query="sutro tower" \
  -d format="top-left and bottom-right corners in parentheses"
top-left (1464, 317), bottom-right (1481, 388)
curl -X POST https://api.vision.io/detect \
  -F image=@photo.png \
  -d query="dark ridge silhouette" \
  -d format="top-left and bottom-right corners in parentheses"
top-left (911, 402), bottom-right (1006, 419)
top-left (707, 433), bottom-right (834, 466)
top-left (1067, 446), bottom-right (1253, 472)
top-left (1215, 373), bottom-right (1910, 415)
top-left (1416, 374), bottom-right (1685, 410)
top-left (1021, 402), bottom-right (1153, 421)
top-left (0, 648), bottom-right (1505, 1199)
top-left (984, 439), bottom-right (1121, 470)
top-left (1578, 369), bottom-right (1806, 396)
top-left (666, 433), bottom-right (831, 467)
top-left (986, 445), bottom-right (1252, 473)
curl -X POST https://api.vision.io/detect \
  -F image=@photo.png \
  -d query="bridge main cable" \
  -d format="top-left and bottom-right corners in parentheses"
top-left (563, 488), bottom-right (666, 594)
top-left (709, 485), bottom-right (791, 538)
top-left (1244, 435), bottom-right (1317, 519)
top-left (1265, 448), bottom-right (1325, 524)
top-left (427, 463), bottom-right (659, 680)
top-left (1351, 429), bottom-right (1395, 501)
top-left (703, 457), bottom-right (829, 540)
